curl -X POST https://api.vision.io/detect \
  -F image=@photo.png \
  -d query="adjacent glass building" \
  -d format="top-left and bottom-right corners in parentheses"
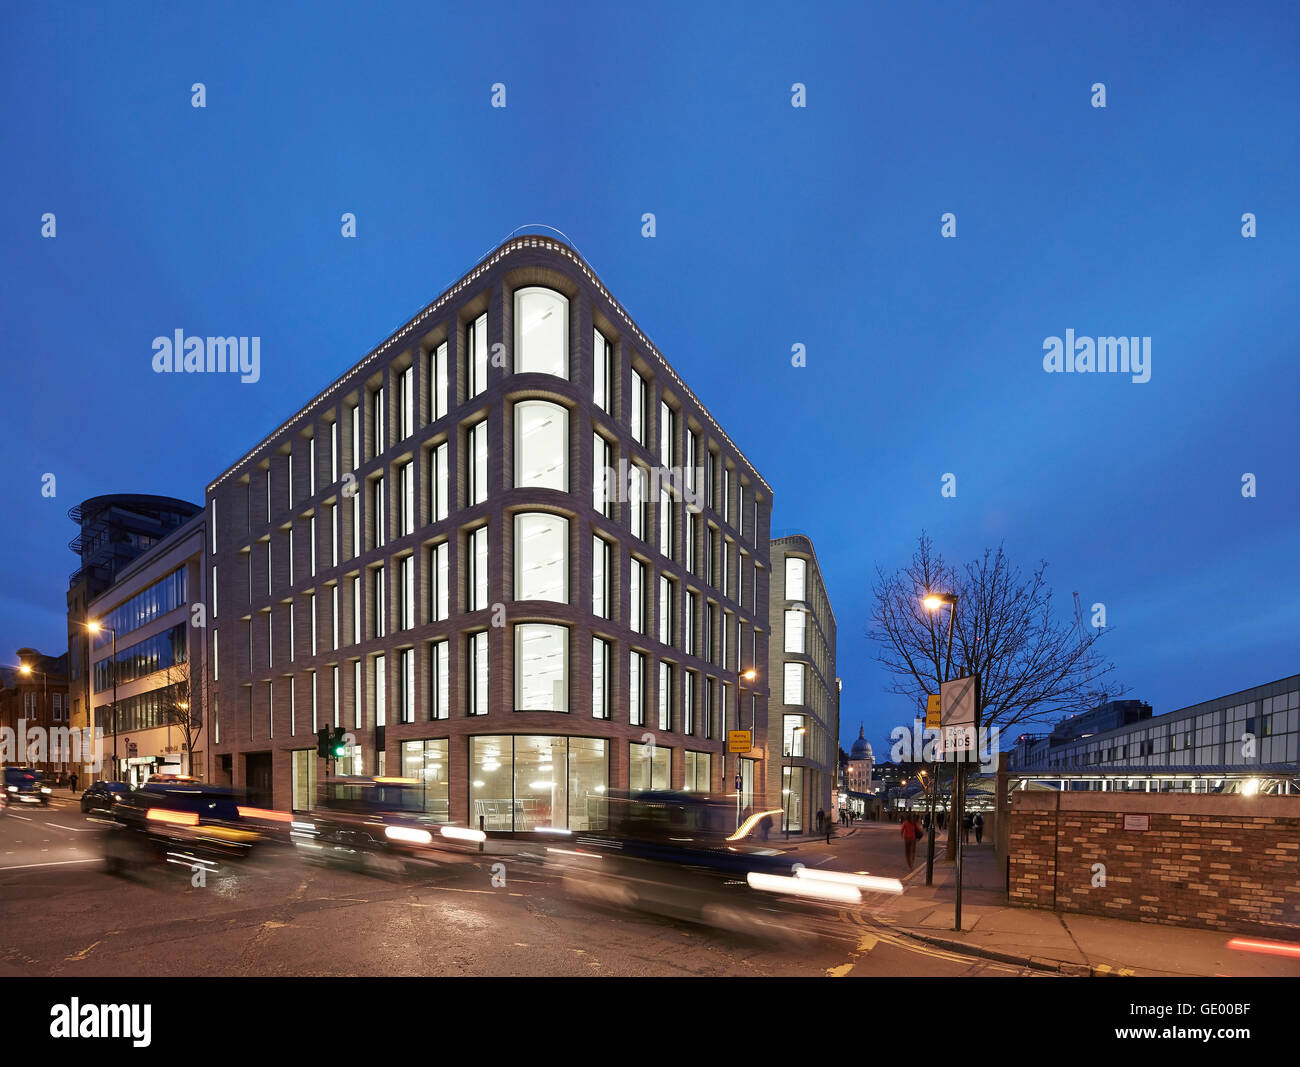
top-left (205, 235), bottom-right (775, 827)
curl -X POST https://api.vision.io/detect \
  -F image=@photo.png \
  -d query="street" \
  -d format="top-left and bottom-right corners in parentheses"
top-left (0, 797), bottom-right (1032, 978)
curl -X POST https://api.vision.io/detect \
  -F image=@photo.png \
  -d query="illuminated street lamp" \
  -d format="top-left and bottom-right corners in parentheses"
top-left (922, 591), bottom-right (959, 885)
top-left (785, 725), bottom-right (805, 839)
top-left (731, 667), bottom-right (759, 828)
top-left (82, 619), bottom-right (118, 780)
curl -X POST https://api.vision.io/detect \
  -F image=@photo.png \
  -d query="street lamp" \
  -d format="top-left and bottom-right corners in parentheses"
top-left (13, 663), bottom-right (48, 772)
top-left (785, 725), bottom-right (805, 839)
top-left (82, 619), bottom-right (118, 781)
top-left (730, 667), bottom-right (758, 828)
top-left (922, 591), bottom-right (959, 886)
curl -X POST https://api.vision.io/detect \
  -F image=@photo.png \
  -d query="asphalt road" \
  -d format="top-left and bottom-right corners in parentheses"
top-left (0, 796), bottom-right (1036, 977)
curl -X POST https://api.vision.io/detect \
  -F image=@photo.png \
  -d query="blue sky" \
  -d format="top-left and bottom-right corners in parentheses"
top-left (2, 0), bottom-right (1297, 756)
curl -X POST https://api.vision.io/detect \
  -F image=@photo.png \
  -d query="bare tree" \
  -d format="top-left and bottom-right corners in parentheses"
top-left (159, 663), bottom-right (202, 777)
top-left (869, 532), bottom-right (1124, 856)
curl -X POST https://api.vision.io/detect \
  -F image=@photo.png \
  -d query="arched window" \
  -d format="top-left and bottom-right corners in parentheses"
top-left (515, 287), bottom-right (569, 378)
top-left (514, 400), bottom-right (568, 491)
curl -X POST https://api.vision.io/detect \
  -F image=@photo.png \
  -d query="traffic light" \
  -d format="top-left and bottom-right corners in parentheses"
top-left (330, 727), bottom-right (347, 759)
top-left (316, 726), bottom-right (332, 760)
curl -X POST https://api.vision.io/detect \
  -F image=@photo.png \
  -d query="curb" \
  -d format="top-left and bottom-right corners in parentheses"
top-left (876, 921), bottom-right (1100, 977)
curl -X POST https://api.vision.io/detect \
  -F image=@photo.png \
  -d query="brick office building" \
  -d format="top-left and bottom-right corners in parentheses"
top-left (205, 235), bottom-right (776, 826)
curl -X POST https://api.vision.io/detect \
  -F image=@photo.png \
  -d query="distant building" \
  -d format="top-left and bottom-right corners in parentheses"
top-left (83, 513), bottom-right (208, 786)
top-left (767, 535), bottom-right (838, 832)
top-left (0, 648), bottom-right (70, 778)
top-left (65, 494), bottom-right (202, 774)
top-left (1007, 676), bottom-right (1299, 787)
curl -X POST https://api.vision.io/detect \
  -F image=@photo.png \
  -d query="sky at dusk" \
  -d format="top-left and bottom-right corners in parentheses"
top-left (2, 1), bottom-right (1297, 758)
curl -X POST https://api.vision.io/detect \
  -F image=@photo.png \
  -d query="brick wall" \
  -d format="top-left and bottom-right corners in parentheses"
top-left (1008, 792), bottom-right (1300, 935)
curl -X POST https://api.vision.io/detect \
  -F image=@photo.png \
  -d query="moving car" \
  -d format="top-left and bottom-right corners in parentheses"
top-left (100, 781), bottom-right (263, 876)
top-left (80, 780), bottom-right (132, 815)
top-left (292, 776), bottom-right (483, 876)
top-left (548, 791), bottom-right (902, 940)
top-left (4, 767), bottom-right (51, 807)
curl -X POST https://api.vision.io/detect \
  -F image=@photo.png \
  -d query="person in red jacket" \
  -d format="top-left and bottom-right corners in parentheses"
top-left (901, 814), bottom-right (919, 867)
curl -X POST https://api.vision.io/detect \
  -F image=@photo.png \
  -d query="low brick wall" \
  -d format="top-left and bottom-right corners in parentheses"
top-left (1007, 792), bottom-right (1300, 935)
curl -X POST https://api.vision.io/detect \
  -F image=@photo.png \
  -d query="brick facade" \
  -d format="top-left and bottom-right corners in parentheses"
top-left (1008, 792), bottom-right (1300, 935)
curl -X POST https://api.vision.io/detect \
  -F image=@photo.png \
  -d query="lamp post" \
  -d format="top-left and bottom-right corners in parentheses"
top-left (922, 592), bottom-right (959, 885)
top-left (734, 667), bottom-right (757, 828)
top-left (83, 620), bottom-right (118, 781)
top-left (784, 725), bottom-right (805, 839)
top-left (15, 662), bottom-right (47, 772)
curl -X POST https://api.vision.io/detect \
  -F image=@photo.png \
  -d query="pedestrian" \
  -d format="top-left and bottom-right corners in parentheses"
top-left (816, 808), bottom-right (825, 833)
top-left (962, 811), bottom-right (973, 844)
top-left (69, 771), bottom-right (78, 792)
top-left (825, 811), bottom-right (833, 844)
top-left (973, 811), bottom-right (984, 844)
top-left (901, 815), bottom-right (919, 867)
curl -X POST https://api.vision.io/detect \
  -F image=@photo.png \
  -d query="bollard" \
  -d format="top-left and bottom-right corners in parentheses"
top-left (479, 814), bottom-right (485, 853)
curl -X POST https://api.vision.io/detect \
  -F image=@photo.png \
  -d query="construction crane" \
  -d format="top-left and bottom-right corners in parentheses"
top-left (1073, 591), bottom-right (1106, 711)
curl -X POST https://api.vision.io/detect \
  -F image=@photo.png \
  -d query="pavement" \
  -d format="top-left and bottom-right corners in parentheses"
top-left (807, 822), bottom-right (1300, 978)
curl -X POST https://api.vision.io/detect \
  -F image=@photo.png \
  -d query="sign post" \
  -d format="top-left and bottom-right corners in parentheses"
top-left (940, 674), bottom-right (980, 931)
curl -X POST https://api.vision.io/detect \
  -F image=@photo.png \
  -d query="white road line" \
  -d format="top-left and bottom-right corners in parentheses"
top-left (8, 814), bottom-right (33, 822)
top-left (42, 823), bottom-right (97, 833)
top-left (0, 858), bottom-right (100, 871)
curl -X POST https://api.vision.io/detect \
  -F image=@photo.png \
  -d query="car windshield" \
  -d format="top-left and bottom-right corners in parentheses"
top-left (106, 783), bottom-right (130, 793)
top-left (4, 768), bottom-right (40, 786)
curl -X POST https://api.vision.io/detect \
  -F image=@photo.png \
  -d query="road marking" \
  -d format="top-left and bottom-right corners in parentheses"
top-left (0, 858), bottom-right (100, 871)
top-left (42, 823), bottom-right (97, 833)
top-left (8, 814), bottom-right (32, 822)
top-left (826, 933), bottom-right (879, 977)
top-left (65, 941), bottom-right (101, 962)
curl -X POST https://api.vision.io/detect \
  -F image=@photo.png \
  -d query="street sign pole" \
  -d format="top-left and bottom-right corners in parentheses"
top-left (939, 673), bottom-right (980, 931)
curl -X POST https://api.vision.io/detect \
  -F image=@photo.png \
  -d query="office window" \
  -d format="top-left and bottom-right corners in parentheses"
top-left (722, 468), bottom-right (731, 525)
top-left (374, 475), bottom-right (387, 549)
top-left (400, 555), bottom-right (415, 630)
top-left (630, 651), bottom-right (645, 726)
top-left (686, 511), bottom-right (697, 573)
top-left (266, 541), bottom-right (272, 596)
top-left (685, 431), bottom-right (698, 493)
top-left (629, 558), bottom-right (645, 633)
top-left (784, 714), bottom-right (806, 757)
top-left (430, 341), bottom-right (449, 422)
top-left (353, 660), bottom-right (361, 729)
top-left (593, 433), bottom-right (613, 517)
top-left (374, 565), bottom-right (386, 639)
top-left (659, 575), bottom-right (674, 647)
top-left (592, 637), bottom-right (610, 719)
top-left (515, 287), bottom-right (568, 378)
top-left (332, 665), bottom-right (340, 726)
top-left (309, 437), bottom-right (317, 496)
top-left (287, 453), bottom-right (294, 509)
top-left (329, 504), bottom-right (338, 568)
top-left (785, 609), bottom-right (806, 653)
top-left (310, 515), bottom-right (317, 576)
top-left (630, 370), bottom-right (647, 446)
top-left (515, 624), bottom-right (568, 711)
top-left (658, 661), bottom-right (673, 731)
top-left (784, 663), bottom-right (804, 705)
top-left (400, 648), bottom-right (415, 723)
top-left (515, 513), bottom-right (567, 603)
top-left (630, 740), bottom-right (670, 791)
top-left (351, 575), bottom-right (360, 645)
top-left (468, 419), bottom-right (489, 506)
top-left (515, 401), bottom-right (568, 491)
top-left (211, 565), bottom-right (218, 619)
top-left (374, 654), bottom-right (386, 727)
top-left (308, 590), bottom-right (317, 654)
top-left (399, 365), bottom-right (415, 440)
top-left (684, 749), bottom-right (711, 792)
top-left (350, 403), bottom-right (360, 473)
top-left (466, 312), bottom-right (488, 398)
top-left (331, 421), bottom-right (339, 483)
top-left (592, 536), bottom-right (610, 618)
top-left (430, 441), bottom-right (450, 522)
top-left (351, 491), bottom-right (360, 560)
top-left (705, 603), bottom-right (716, 662)
top-left (786, 557), bottom-right (806, 601)
top-left (684, 672), bottom-right (696, 735)
top-left (287, 602), bottom-right (294, 662)
top-left (702, 677), bottom-right (711, 739)
top-left (630, 464), bottom-right (648, 540)
top-left (212, 629), bottom-right (219, 685)
top-left (468, 631), bottom-right (489, 715)
top-left (659, 488), bottom-right (674, 559)
top-left (430, 541), bottom-right (450, 622)
top-left (372, 384), bottom-right (386, 459)
top-left (430, 639), bottom-right (449, 720)
top-left (332, 585), bottom-right (339, 650)
top-left (685, 591), bottom-right (697, 655)
top-left (399, 461), bottom-right (414, 537)
top-left (659, 401), bottom-right (675, 467)
top-left (468, 525), bottom-right (489, 611)
top-left (723, 541), bottom-right (732, 599)
top-left (593, 329), bottom-right (612, 411)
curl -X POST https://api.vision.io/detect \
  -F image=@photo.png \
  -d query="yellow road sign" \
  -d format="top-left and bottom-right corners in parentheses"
top-left (925, 693), bottom-right (941, 728)
top-left (728, 730), bottom-right (752, 753)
